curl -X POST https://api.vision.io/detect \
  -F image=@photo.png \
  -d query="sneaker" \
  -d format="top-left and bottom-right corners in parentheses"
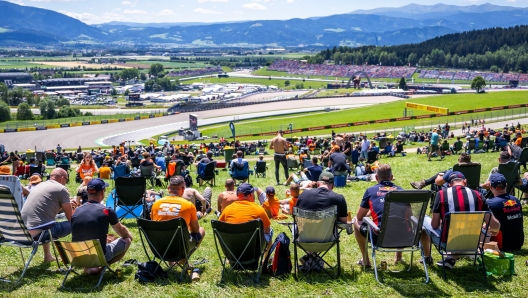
top-left (410, 180), bottom-right (425, 189)
top-left (420, 256), bottom-right (434, 266)
top-left (436, 258), bottom-right (456, 269)
top-left (441, 155), bottom-right (445, 160)
top-left (428, 159), bottom-right (432, 162)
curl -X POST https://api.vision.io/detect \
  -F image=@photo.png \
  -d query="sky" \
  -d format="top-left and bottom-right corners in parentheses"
top-left (4, 0), bottom-right (528, 24)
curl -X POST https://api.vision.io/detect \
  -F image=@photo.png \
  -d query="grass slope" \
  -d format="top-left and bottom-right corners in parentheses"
top-left (0, 151), bottom-right (525, 297)
top-left (199, 91), bottom-right (528, 138)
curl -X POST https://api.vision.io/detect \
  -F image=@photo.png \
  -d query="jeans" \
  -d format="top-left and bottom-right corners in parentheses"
top-left (355, 165), bottom-right (365, 176)
top-left (33, 221), bottom-right (72, 242)
top-left (360, 150), bottom-right (368, 160)
top-left (422, 216), bottom-right (443, 248)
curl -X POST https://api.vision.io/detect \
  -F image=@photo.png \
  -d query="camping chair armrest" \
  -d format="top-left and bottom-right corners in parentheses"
top-left (423, 224), bottom-right (440, 238)
top-left (411, 216), bottom-right (418, 225)
top-left (363, 217), bottom-right (380, 233)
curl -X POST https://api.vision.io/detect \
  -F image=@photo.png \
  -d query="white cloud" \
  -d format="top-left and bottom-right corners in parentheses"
top-left (158, 9), bottom-right (175, 16)
top-left (286, 0), bottom-right (294, 3)
top-left (197, 0), bottom-right (228, 2)
top-left (121, 1), bottom-right (131, 5)
top-left (243, 3), bottom-right (266, 9)
top-left (30, 0), bottom-right (80, 2)
top-left (194, 8), bottom-right (222, 14)
top-left (124, 9), bottom-right (147, 14)
top-left (251, 0), bottom-right (274, 2)
top-left (6, 0), bottom-right (25, 5)
top-left (59, 10), bottom-right (127, 24)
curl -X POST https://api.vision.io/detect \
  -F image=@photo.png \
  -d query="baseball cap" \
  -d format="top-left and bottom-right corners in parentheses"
top-left (445, 171), bottom-right (465, 183)
top-left (319, 172), bottom-right (334, 183)
top-left (237, 183), bottom-right (255, 196)
top-left (265, 186), bottom-right (275, 194)
top-left (87, 178), bottom-right (109, 193)
top-left (489, 173), bottom-right (507, 189)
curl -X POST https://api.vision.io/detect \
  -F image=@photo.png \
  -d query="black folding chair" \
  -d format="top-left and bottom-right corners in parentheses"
top-left (363, 190), bottom-right (432, 284)
top-left (498, 161), bottom-right (520, 195)
top-left (293, 206), bottom-right (340, 280)
top-left (211, 219), bottom-right (267, 283)
top-left (139, 165), bottom-right (157, 189)
top-left (518, 147), bottom-right (528, 170)
top-left (197, 162), bottom-right (216, 187)
top-left (426, 211), bottom-right (491, 281)
top-left (113, 176), bottom-right (146, 220)
top-left (367, 151), bottom-right (378, 163)
top-left (137, 218), bottom-right (197, 281)
top-left (0, 186), bottom-right (61, 283)
top-left (29, 166), bottom-right (43, 176)
top-left (453, 163), bottom-right (481, 190)
top-left (254, 161), bottom-right (267, 178)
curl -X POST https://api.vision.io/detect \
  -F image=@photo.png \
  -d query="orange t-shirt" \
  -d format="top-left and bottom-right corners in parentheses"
top-left (288, 197), bottom-right (298, 213)
top-left (99, 166), bottom-right (112, 179)
top-left (262, 196), bottom-right (280, 218)
top-left (150, 196), bottom-right (197, 229)
top-left (515, 137), bottom-right (522, 147)
top-left (219, 200), bottom-right (270, 229)
top-left (77, 163), bottom-right (97, 179)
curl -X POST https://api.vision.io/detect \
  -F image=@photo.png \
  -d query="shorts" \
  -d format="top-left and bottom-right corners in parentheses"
top-left (359, 222), bottom-right (378, 244)
top-left (105, 238), bottom-right (127, 262)
top-left (431, 145), bottom-right (439, 151)
top-left (293, 173), bottom-right (308, 184)
top-left (422, 216), bottom-right (444, 249)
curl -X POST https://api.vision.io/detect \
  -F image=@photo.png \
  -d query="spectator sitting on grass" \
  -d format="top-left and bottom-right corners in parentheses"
top-left (410, 153), bottom-right (473, 190)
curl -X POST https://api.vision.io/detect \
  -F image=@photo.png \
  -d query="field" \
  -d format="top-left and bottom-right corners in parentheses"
top-left (0, 61), bottom-right (57, 69)
top-left (198, 91), bottom-right (528, 138)
top-left (184, 76), bottom-right (322, 89)
top-left (0, 151), bottom-right (525, 297)
top-left (28, 61), bottom-right (132, 69)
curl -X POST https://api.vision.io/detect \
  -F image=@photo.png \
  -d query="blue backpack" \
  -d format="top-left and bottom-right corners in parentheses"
top-left (263, 232), bottom-right (292, 276)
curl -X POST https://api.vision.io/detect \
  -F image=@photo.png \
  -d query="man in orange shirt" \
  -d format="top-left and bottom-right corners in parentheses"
top-left (151, 176), bottom-right (205, 251)
top-left (261, 186), bottom-right (280, 218)
top-left (219, 183), bottom-right (273, 244)
top-left (280, 183), bottom-right (300, 215)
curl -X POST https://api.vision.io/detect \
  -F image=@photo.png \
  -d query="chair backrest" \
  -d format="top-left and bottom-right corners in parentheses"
top-left (376, 190), bottom-right (431, 248)
top-left (140, 165), bottom-right (154, 178)
top-left (287, 158), bottom-right (298, 168)
top-left (211, 219), bottom-right (266, 267)
top-left (454, 141), bottom-right (463, 151)
top-left (293, 206), bottom-right (337, 245)
top-left (522, 137), bottom-right (528, 148)
top-left (519, 148), bottom-right (528, 164)
top-left (468, 139), bottom-right (476, 149)
top-left (367, 151), bottom-right (378, 163)
top-left (441, 142), bottom-right (449, 150)
top-left (255, 161), bottom-right (267, 172)
top-left (57, 164), bottom-right (70, 172)
top-left (0, 175), bottom-right (24, 209)
top-left (452, 163), bottom-right (482, 190)
top-left (351, 150), bottom-right (359, 164)
top-left (29, 166), bottom-right (43, 176)
top-left (442, 211), bottom-right (490, 253)
top-left (232, 161), bottom-right (249, 179)
top-left (114, 177), bottom-right (146, 206)
top-left (54, 239), bottom-right (108, 268)
top-left (113, 164), bottom-right (128, 179)
top-left (61, 157), bottom-right (70, 165)
top-left (199, 162), bottom-right (216, 180)
top-left (0, 186), bottom-right (34, 245)
top-left (303, 159), bottom-right (312, 169)
top-left (498, 161), bottom-right (520, 194)
top-left (137, 217), bottom-right (191, 262)
top-left (131, 158), bottom-right (141, 168)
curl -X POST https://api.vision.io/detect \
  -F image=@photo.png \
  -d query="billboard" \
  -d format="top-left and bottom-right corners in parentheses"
top-left (405, 102), bottom-right (449, 115)
top-left (189, 114), bottom-right (198, 131)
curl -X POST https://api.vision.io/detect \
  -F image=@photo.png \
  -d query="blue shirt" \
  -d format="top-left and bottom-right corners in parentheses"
top-left (485, 193), bottom-right (524, 251)
top-left (431, 132), bottom-right (440, 145)
top-left (306, 165), bottom-right (323, 182)
top-left (360, 181), bottom-right (403, 227)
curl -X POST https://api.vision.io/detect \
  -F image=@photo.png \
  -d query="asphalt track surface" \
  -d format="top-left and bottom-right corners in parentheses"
top-left (2, 95), bottom-right (404, 151)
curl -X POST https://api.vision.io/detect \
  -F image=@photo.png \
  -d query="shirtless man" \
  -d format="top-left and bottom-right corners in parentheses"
top-left (216, 179), bottom-right (238, 213)
top-left (182, 187), bottom-right (212, 218)
top-left (269, 130), bottom-right (289, 185)
top-left (334, 134), bottom-right (345, 149)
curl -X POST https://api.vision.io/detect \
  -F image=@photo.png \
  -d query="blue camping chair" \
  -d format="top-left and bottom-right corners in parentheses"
top-left (230, 161), bottom-right (250, 183)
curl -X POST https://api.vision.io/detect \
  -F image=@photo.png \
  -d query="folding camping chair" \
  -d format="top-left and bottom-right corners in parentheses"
top-left (113, 176), bottom-right (146, 220)
top-left (211, 219), bottom-right (267, 283)
top-left (29, 166), bottom-right (43, 177)
top-left (453, 163), bottom-right (481, 190)
top-left (54, 239), bottom-right (118, 289)
top-left (112, 163), bottom-right (130, 187)
top-left (518, 147), bottom-right (528, 170)
top-left (426, 211), bottom-right (491, 281)
top-left (363, 190), bottom-right (432, 284)
top-left (254, 161), bottom-right (267, 178)
top-left (140, 165), bottom-right (157, 189)
top-left (230, 162), bottom-right (250, 184)
top-left (293, 206), bottom-right (340, 280)
top-left (453, 141), bottom-right (463, 154)
top-left (0, 186), bottom-right (60, 283)
top-left (498, 161), bottom-right (520, 195)
top-left (197, 162), bottom-right (216, 187)
top-left (287, 158), bottom-right (299, 170)
top-left (137, 217), bottom-right (197, 281)
top-left (367, 151), bottom-right (378, 163)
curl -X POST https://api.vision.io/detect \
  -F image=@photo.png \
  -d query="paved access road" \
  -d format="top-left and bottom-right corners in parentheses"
top-left (2, 95), bottom-right (404, 151)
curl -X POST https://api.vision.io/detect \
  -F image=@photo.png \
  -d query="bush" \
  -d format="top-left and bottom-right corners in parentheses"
top-left (0, 101), bottom-right (11, 122)
top-left (16, 103), bottom-right (34, 120)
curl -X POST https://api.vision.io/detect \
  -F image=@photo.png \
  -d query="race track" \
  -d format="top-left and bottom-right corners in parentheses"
top-left (2, 96), bottom-right (405, 151)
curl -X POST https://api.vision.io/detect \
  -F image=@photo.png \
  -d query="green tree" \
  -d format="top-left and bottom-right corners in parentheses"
top-left (56, 97), bottom-right (70, 107)
top-left (0, 83), bottom-right (8, 104)
top-left (46, 100), bottom-right (56, 119)
top-left (149, 63), bottom-right (164, 77)
top-left (120, 68), bottom-right (139, 81)
top-left (398, 77), bottom-right (408, 91)
top-left (124, 89), bottom-right (130, 96)
top-left (140, 72), bottom-right (147, 81)
top-left (39, 98), bottom-right (48, 118)
top-left (16, 103), bottom-right (34, 120)
top-left (284, 80), bottom-right (291, 87)
top-left (470, 76), bottom-right (486, 93)
top-left (0, 101), bottom-right (11, 122)
top-left (8, 87), bottom-right (24, 106)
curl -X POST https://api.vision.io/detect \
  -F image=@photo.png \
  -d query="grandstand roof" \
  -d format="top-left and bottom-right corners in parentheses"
top-left (0, 72), bottom-right (32, 78)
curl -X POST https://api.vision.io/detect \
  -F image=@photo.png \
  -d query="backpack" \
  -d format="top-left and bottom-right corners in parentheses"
top-left (263, 232), bottom-right (292, 276)
top-left (184, 173), bottom-right (193, 187)
top-left (135, 261), bottom-right (168, 283)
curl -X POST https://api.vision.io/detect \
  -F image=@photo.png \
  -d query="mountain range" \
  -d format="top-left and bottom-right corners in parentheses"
top-left (1, 1), bottom-right (528, 47)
